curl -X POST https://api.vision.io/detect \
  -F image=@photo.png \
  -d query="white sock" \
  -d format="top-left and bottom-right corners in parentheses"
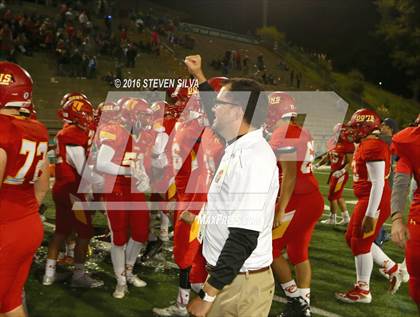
top-left (342, 210), bottom-right (350, 219)
top-left (160, 211), bottom-right (170, 229)
top-left (191, 283), bottom-right (204, 294)
top-left (281, 280), bottom-right (299, 298)
top-left (176, 287), bottom-right (190, 308)
top-left (45, 259), bottom-right (57, 278)
top-left (66, 242), bottom-right (76, 257)
top-left (371, 243), bottom-right (396, 273)
top-left (73, 263), bottom-right (85, 279)
top-left (355, 253), bottom-right (373, 291)
top-left (111, 243), bottom-right (126, 284)
top-left (331, 213), bottom-right (337, 221)
top-left (299, 288), bottom-right (310, 305)
top-left (125, 239), bottom-right (144, 267)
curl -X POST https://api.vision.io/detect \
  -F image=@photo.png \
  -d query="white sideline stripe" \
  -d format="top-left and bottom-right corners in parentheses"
top-left (273, 295), bottom-right (343, 317)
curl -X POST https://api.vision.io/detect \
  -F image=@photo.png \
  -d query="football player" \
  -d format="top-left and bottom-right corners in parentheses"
top-left (95, 98), bottom-right (150, 299)
top-left (318, 123), bottom-right (354, 225)
top-left (43, 98), bottom-right (104, 288)
top-left (335, 109), bottom-right (402, 303)
top-left (268, 92), bottom-right (324, 317)
top-left (0, 61), bottom-right (50, 317)
top-left (153, 93), bottom-right (207, 317)
top-left (390, 114), bottom-right (420, 313)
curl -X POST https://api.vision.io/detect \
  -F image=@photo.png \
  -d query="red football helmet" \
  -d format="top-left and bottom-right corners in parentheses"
top-left (346, 108), bottom-right (381, 142)
top-left (208, 77), bottom-right (228, 92)
top-left (59, 98), bottom-right (94, 129)
top-left (60, 92), bottom-right (88, 107)
top-left (0, 61), bottom-right (33, 109)
top-left (95, 101), bottom-right (120, 124)
top-left (265, 92), bottom-right (297, 131)
top-left (121, 98), bottom-right (153, 130)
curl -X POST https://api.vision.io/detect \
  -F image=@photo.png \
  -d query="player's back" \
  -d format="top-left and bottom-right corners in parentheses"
top-left (270, 123), bottom-right (319, 195)
top-left (0, 114), bottom-right (49, 223)
top-left (54, 124), bottom-right (89, 187)
top-left (393, 126), bottom-right (420, 209)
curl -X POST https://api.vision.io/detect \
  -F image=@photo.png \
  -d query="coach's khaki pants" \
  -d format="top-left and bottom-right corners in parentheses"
top-left (207, 268), bottom-right (275, 317)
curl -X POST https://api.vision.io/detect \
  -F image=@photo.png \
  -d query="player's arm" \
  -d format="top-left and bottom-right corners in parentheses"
top-left (34, 155), bottom-right (50, 205)
top-left (66, 145), bottom-right (103, 184)
top-left (273, 147), bottom-right (297, 227)
top-left (314, 152), bottom-right (329, 168)
top-left (391, 156), bottom-right (412, 248)
top-left (96, 144), bottom-right (131, 176)
top-left (0, 147), bottom-right (7, 188)
top-left (152, 131), bottom-right (169, 169)
top-left (362, 160), bottom-right (385, 234)
top-left (344, 153), bottom-right (353, 173)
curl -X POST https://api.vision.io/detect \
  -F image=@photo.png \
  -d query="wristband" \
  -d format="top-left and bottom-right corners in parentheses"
top-left (198, 289), bottom-right (216, 303)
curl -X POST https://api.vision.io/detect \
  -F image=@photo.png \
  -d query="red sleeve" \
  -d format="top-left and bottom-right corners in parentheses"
top-left (0, 116), bottom-right (13, 151)
top-left (60, 126), bottom-right (88, 147)
top-left (99, 125), bottom-right (121, 149)
top-left (395, 155), bottom-right (412, 175)
top-left (343, 141), bottom-right (355, 154)
top-left (360, 139), bottom-right (387, 162)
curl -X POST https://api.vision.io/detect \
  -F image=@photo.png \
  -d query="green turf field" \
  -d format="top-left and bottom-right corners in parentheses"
top-left (25, 170), bottom-right (417, 317)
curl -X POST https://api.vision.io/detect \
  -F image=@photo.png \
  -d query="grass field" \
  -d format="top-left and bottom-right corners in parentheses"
top-left (24, 170), bottom-right (417, 317)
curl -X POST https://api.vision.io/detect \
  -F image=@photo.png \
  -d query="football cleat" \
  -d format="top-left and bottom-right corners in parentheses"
top-left (152, 304), bottom-right (189, 317)
top-left (126, 274), bottom-right (147, 288)
top-left (140, 239), bottom-right (163, 262)
top-left (113, 283), bottom-right (128, 299)
top-left (71, 274), bottom-right (104, 288)
top-left (321, 217), bottom-right (336, 225)
top-left (278, 296), bottom-right (311, 317)
top-left (335, 285), bottom-right (372, 304)
top-left (42, 272), bottom-right (70, 286)
top-left (336, 217), bottom-right (350, 225)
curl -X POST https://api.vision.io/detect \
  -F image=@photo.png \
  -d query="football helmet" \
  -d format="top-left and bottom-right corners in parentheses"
top-left (60, 92), bottom-right (87, 107)
top-left (121, 98), bottom-right (153, 131)
top-left (346, 108), bottom-right (381, 142)
top-left (0, 61), bottom-right (33, 109)
top-left (59, 98), bottom-right (94, 130)
top-left (151, 100), bottom-right (168, 121)
top-left (95, 101), bottom-right (120, 124)
top-left (265, 91), bottom-right (297, 131)
top-left (208, 76), bottom-right (228, 92)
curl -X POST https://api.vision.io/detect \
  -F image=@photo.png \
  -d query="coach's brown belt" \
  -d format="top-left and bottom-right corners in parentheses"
top-left (237, 266), bottom-right (270, 275)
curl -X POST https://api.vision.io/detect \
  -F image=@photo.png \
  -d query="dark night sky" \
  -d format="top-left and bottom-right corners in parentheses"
top-left (152, 0), bottom-right (408, 96)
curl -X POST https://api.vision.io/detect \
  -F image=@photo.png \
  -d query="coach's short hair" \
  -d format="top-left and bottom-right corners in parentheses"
top-left (222, 78), bottom-right (266, 127)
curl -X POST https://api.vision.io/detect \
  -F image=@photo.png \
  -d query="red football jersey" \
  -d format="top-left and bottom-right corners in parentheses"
top-left (172, 120), bottom-right (203, 196)
top-left (270, 123), bottom-right (319, 194)
top-left (327, 137), bottom-right (355, 171)
top-left (196, 127), bottom-right (224, 193)
top-left (392, 126), bottom-right (420, 217)
top-left (352, 137), bottom-right (391, 198)
top-left (54, 124), bottom-right (90, 188)
top-left (98, 123), bottom-right (132, 191)
top-left (0, 114), bottom-right (49, 223)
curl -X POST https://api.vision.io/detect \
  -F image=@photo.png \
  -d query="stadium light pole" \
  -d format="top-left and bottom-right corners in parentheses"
top-left (262, 0), bottom-right (268, 27)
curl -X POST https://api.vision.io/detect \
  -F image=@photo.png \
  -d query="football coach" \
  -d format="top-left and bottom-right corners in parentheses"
top-left (184, 55), bottom-right (279, 317)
